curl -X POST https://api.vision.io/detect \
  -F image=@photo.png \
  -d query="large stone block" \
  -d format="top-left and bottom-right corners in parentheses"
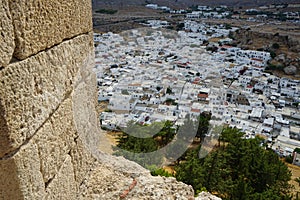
top-left (33, 98), bottom-right (77, 184)
top-left (9, 0), bottom-right (93, 60)
top-left (0, 33), bottom-right (94, 158)
top-left (45, 155), bottom-right (77, 200)
top-left (0, 91), bottom-right (97, 199)
top-left (71, 73), bottom-right (99, 185)
top-left (0, 95), bottom-right (95, 199)
top-left (0, 142), bottom-right (46, 200)
top-left (73, 73), bottom-right (99, 154)
top-left (0, 0), bottom-right (15, 67)
top-left (70, 137), bottom-right (97, 187)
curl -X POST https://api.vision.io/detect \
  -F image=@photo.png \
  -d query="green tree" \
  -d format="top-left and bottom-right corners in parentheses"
top-left (285, 155), bottom-right (293, 164)
top-left (224, 23), bottom-right (232, 30)
top-left (196, 112), bottom-right (211, 141)
top-left (166, 87), bottom-right (173, 94)
top-left (114, 121), bottom-right (176, 168)
top-left (176, 23), bottom-right (185, 31)
top-left (154, 121), bottom-right (176, 147)
top-left (165, 115), bottom-right (197, 162)
top-left (175, 146), bottom-right (205, 192)
top-left (269, 50), bottom-right (276, 58)
top-left (175, 127), bottom-right (292, 199)
top-left (272, 43), bottom-right (280, 49)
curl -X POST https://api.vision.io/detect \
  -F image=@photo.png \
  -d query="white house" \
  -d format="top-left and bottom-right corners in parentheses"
top-left (186, 11), bottom-right (203, 18)
top-left (108, 94), bottom-right (137, 111)
top-left (198, 6), bottom-right (212, 11)
top-left (146, 4), bottom-right (158, 9)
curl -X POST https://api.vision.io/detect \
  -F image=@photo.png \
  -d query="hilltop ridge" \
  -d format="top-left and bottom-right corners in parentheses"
top-left (93, 0), bottom-right (300, 8)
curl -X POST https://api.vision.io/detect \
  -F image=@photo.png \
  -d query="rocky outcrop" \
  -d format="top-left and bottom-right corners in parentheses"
top-left (232, 29), bottom-right (300, 53)
top-left (80, 160), bottom-right (194, 200)
top-left (0, 1), bottom-right (220, 200)
top-left (284, 65), bottom-right (297, 75)
top-left (195, 192), bottom-right (222, 200)
top-left (231, 28), bottom-right (300, 76)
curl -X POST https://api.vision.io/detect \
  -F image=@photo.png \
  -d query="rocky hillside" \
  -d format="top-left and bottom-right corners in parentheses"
top-left (231, 26), bottom-right (300, 76)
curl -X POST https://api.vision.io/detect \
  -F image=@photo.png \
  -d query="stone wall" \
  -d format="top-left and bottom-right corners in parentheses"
top-left (0, 1), bottom-right (199, 199)
top-left (0, 0), bottom-right (97, 198)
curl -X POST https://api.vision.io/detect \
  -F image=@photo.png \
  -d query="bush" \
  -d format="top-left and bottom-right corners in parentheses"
top-left (224, 23), bottom-right (232, 30)
top-left (285, 155), bottom-right (293, 164)
top-left (228, 31), bottom-right (235, 39)
top-left (165, 98), bottom-right (177, 105)
top-left (206, 46), bottom-right (218, 53)
top-left (256, 48), bottom-right (264, 51)
top-left (149, 166), bottom-right (174, 177)
top-left (272, 43), bottom-right (280, 49)
top-left (266, 63), bottom-right (284, 71)
top-left (176, 23), bottom-right (185, 31)
top-left (269, 50), bottom-right (276, 59)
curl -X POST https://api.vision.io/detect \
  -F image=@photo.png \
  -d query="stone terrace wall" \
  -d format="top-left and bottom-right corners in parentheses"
top-left (0, 1), bottom-right (197, 199)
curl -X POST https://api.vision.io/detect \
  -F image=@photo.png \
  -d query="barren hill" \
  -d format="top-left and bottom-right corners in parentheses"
top-left (93, 0), bottom-right (300, 9)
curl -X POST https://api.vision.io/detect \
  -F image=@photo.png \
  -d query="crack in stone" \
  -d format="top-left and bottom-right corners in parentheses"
top-left (0, 91), bottom-right (73, 161)
top-left (10, 32), bottom-right (91, 64)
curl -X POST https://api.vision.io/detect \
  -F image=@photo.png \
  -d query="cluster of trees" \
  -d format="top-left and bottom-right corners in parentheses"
top-left (113, 115), bottom-right (293, 199)
top-left (114, 113), bottom-right (211, 167)
top-left (113, 120), bottom-right (177, 167)
top-left (175, 127), bottom-right (292, 199)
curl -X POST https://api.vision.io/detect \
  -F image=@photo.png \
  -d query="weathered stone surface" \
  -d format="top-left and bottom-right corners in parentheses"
top-left (71, 72), bottom-right (100, 185)
top-left (195, 192), bottom-right (222, 200)
top-left (45, 155), bottom-right (77, 200)
top-left (0, 99), bottom-right (78, 199)
top-left (0, 159), bottom-right (23, 200)
top-left (34, 98), bottom-right (77, 184)
top-left (70, 137), bottom-right (97, 187)
top-left (0, 0), bottom-right (15, 67)
top-left (0, 142), bottom-right (46, 200)
top-left (0, 33), bottom-right (94, 158)
top-left (73, 72), bottom-right (99, 155)
top-left (96, 153), bottom-right (149, 176)
top-left (9, 0), bottom-right (93, 60)
top-left (79, 162), bottom-right (195, 200)
top-left (0, 50), bottom-right (96, 199)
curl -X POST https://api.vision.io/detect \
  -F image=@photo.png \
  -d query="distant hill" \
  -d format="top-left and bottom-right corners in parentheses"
top-left (92, 0), bottom-right (300, 9)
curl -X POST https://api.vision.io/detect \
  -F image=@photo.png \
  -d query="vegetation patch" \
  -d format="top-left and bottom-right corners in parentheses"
top-left (95, 9), bottom-right (118, 15)
top-left (175, 128), bottom-right (293, 199)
